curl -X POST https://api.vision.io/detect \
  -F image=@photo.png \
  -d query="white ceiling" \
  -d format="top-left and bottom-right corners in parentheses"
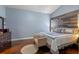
top-left (5, 5), bottom-right (60, 14)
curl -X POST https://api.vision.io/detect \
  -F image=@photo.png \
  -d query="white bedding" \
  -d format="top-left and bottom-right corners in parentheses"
top-left (41, 32), bottom-right (72, 38)
top-left (39, 32), bottom-right (78, 52)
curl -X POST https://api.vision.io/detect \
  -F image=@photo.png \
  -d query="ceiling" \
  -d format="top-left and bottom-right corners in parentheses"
top-left (5, 5), bottom-right (60, 14)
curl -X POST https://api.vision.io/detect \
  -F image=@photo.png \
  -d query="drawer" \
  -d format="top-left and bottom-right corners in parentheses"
top-left (0, 36), bottom-right (3, 40)
top-left (0, 43), bottom-right (4, 50)
top-left (3, 41), bottom-right (11, 48)
top-left (0, 47), bottom-right (4, 50)
top-left (0, 43), bottom-right (3, 47)
top-left (0, 32), bottom-right (11, 50)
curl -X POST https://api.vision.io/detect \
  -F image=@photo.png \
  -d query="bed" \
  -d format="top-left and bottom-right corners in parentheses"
top-left (36, 31), bottom-right (78, 53)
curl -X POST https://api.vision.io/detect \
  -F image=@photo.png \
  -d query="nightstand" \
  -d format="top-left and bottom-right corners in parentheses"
top-left (77, 38), bottom-right (79, 53)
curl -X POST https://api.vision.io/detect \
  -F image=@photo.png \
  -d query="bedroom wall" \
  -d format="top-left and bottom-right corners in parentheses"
top-left (51, 5), bottom-right (79, 18)
top-left (0, 5), bottom-right (6, 17)
top-left (0, 5), bottom-right (6, 29)
top-left (6, 7), bottom-right (50, 40)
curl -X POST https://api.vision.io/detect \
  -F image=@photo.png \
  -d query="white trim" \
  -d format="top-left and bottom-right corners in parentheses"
top-left (11, 36), bottom-right (33, 41)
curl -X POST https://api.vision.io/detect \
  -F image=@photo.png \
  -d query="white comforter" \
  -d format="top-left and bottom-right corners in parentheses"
top-left (39, 32), bottom-right (78, 52)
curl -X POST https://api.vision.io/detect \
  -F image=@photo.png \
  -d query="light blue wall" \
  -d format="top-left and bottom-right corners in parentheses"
top-left (0, 5), bottom-right (6, 29)
top-left (0, 6), bottom-right (6, 17)
top-left (51, 5), bottom-right (79, 18)
top-left (6, 8), bottom-right (50, 40)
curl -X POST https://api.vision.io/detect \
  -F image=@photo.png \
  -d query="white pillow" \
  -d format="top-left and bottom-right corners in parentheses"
top-left (54, 28), bottom-right (61, 33)
top-left (65, 29), bottom-right (72, 34)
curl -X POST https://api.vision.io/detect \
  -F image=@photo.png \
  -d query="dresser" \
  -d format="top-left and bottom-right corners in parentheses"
top-left (0, 32), bottom-right (11, 50)
top-left (0, 17), bottom-right (11, 51)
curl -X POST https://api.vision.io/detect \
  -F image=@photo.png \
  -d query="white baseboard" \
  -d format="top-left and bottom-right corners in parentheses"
top-left (11, 36), bottom-right (33, 41)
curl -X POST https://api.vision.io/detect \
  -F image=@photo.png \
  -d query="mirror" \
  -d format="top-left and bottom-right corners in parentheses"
top-left (0, 18), bottom-right (2, 29)
top-left (0, 17), bottom-right (4, 33)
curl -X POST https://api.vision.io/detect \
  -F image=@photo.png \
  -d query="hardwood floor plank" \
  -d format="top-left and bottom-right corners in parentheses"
top-left (0, 39), bottom-right (78, 54)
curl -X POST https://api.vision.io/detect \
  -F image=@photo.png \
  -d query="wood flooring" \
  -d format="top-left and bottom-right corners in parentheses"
top-left (0, 39), bottom-right (78, 54)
